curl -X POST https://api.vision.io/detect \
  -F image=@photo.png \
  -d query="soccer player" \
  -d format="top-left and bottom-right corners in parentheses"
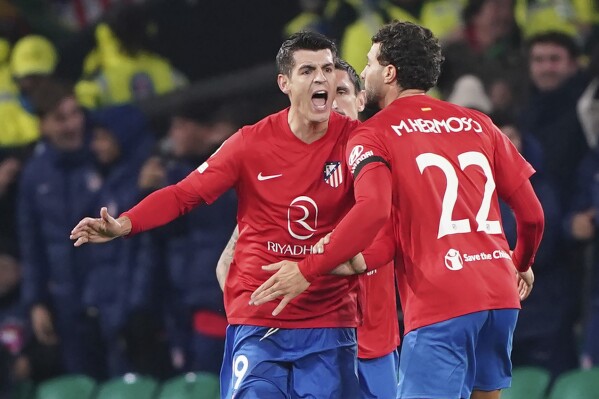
top-left (71, 31), bottom-right (368, 399)
top-left (251, 21), bottom-right (543, 399)
top-left (217, 58), bottom-right (401, 399)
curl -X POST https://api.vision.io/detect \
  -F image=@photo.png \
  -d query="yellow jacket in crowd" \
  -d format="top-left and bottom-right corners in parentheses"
top-left (76, 23), bottom-right (187, 109)
top-left (341, 0), bottom-right (464, 73)
top-left (0, 35), bottom-right (57, 147)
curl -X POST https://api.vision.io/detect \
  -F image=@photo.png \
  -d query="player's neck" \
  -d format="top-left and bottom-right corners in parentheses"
top-left (384, 87), bottom-right (426, 107)
top-left (287, 109), bottom-right (329, 144)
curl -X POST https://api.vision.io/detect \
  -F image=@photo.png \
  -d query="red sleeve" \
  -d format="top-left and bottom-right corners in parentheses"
top-left (361, 218), bottom-right (395, 270)
top-left (187, 130), bottom-right (244, 204)
top-left (504, 179), bottom-right (545, 272)
top-left (122, 175), bottom-right (206, 236)
top-left (492, 125), bottom-right (536, 199)
top-left (298, 164), bottom-right (392, 281)
top-left (122, 131), bottom-right (244, 236)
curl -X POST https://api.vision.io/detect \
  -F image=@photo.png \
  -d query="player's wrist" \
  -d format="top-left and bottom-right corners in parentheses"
top-left (116, 216), bottom-right (132, 237)
top-left (297, 259), bottom-right (317, 283)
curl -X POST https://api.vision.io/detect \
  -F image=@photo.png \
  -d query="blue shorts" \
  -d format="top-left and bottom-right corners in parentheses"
top-left (358, 350), bottom-right (399, 399)
top-left (220, 325), bottom-right (360, 399)
top-left (397, 309), bottom-right (518, 399)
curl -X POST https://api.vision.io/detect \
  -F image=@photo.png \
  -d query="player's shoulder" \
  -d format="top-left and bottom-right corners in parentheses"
top-left (349, 106), bottom-right (391, 140)
top-left (238, 108), bottom-right (288, 140)
top-left (460, 106), bottom-right (494, 127)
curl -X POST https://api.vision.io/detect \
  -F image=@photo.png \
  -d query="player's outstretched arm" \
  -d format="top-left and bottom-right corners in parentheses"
top-left (216, 225), bottom-right (239, 291)
top-left (70, 207), bottom-right (131, 247)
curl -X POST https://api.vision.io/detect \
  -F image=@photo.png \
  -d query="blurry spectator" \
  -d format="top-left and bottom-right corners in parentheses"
top-left (567, 144), bottom-right (599, 369)
top-left (0, 35), bottom-right (58, 148)
top-left (17, 79), bottom-right (109, 379)
top-left (514, 0), bottom-right (598, 41)
top-left (84, 104), bottom-right (155, 377)
top-left (0, 35), bottom-right (57, 280)
top-left (76, 3), bottom-right (187, 109)
top-left (284, 0), bottom-right (357, 41)
top-left (518, 31), bottom-right (589, 208)
top-left (577, 42), bottom-right (599, 148)
top-left (341, 0), bottom-right (464, 72)
top-left (494, 114), bottom-right (578, 378)
top-left (519, 33), bottom-right (590, 376)
top-left (437, 0), bottom-right (525, 112)
top-left (136, 101), bottom-right (237, 376)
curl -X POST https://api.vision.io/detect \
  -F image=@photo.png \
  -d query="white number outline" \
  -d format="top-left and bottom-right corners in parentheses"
top-left (233, 354), bottom-right (249, 390)
top-left (416, 151), bottom-right (502, 238)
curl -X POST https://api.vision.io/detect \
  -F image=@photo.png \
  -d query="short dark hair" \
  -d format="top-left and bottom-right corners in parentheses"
top-left (372, 21), bottom-right (443, 91)
top-left (29, 79), bottom-right (75, 117)
top-left (526, 31), bottom-right (580, 60)
top-left (335, 59), bottom-right (362, 94)
top-left (276, 31), bottom-right (338, 76)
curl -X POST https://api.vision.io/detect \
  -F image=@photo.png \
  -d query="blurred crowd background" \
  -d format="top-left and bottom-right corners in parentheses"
top-left (0, 0), bottom-right (599, 397)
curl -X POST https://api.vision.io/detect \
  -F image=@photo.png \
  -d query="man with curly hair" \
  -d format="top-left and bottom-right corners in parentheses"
top-left (253, 21), bottom-right (543, 399)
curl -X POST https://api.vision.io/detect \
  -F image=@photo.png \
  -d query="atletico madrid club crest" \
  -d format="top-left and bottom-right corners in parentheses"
top-left (324, 161), bottom-right (343, 188)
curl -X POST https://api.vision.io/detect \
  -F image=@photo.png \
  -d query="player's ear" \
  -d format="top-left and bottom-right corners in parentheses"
top-left (277, 74), bottom-right (290, 95)
top-left (383, 64), bottom-right (396, 85)
top-left (356, 89), bottom-right (366, 113)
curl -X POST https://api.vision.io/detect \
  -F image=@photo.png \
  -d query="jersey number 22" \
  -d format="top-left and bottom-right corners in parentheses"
top-left (417, 151), bottom-right (502, 239)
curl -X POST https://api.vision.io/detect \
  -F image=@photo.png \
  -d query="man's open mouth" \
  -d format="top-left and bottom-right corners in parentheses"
top-left (311, 90), bottom-right (328, 109)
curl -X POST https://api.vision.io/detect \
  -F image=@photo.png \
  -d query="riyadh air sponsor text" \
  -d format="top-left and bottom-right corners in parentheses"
top-left (391, 117), bottom-right (483, 136)
top-left (267, 242), bottom-right (313, 256)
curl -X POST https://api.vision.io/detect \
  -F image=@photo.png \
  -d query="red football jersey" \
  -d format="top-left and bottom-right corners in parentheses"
top-left (358, 262), bottom-right (399, 359)
top-left (187, 109), bottom-right (361, 328)
top-left (347, 95), bottom-right (534, 334)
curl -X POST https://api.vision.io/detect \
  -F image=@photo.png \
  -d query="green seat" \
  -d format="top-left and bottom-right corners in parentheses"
top-left (15, 380), bottom-right (35, 399)
top-left (96, 374), bottom-right (158, 399)
top-left (36, 375), bottom-right (96, 399)
top-left (549, 368), bottom-right (599, 399)
top-left (157, 372), bottom-right (220, 399)
top-left (502, 366), bottom-right (550, 399)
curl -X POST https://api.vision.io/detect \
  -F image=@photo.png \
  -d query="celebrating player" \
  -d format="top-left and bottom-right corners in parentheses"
top-left (217, 58), bottom-right (400, 399)
top-left (71, 31), bottom-right (381, 399)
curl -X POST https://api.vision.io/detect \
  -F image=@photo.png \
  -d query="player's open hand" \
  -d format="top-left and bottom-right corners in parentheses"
top-left (70, 207), bottom-right (127, 247)
top-left (249, 260), bottom-right (310, 316)
top-left (517, 268), bottom-right (534, 301)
